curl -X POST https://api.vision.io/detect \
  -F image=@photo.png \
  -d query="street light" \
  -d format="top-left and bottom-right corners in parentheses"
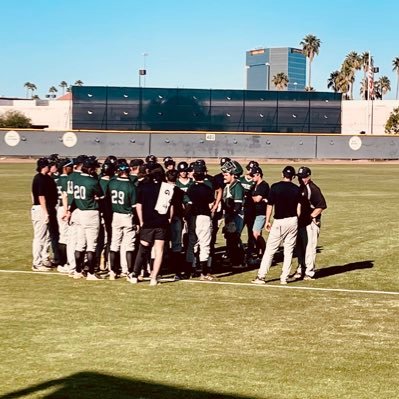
top-left (265, 62), bottom-right (271, 91)
top-left (139, 52), bottom-right (148, 88)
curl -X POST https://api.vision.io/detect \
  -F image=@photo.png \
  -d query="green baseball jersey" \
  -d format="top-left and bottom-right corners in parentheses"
top-left (224, 179), bottom-right (244, 202)
top-left (72, 173), bottom-right (103, 210)
top-left (239, 175), bottom-right (255, 193)
top-left (56, 174), bottom-right (68, 206)
top-left (107, 177), bottom-right (136, 214)
top-left (67, 170), bottom-right (81, 206)
top-left (176, 177), bottom-right (193, 192)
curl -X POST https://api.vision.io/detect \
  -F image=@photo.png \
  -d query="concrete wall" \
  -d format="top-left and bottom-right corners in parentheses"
top-left (1, 130), bottom-right (398, 159)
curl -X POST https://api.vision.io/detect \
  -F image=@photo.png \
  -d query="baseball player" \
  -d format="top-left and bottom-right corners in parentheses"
top-left (65, 157), bottom-right (103, 280)
top-left (107, 162), bottom-right (137, 280)
top-left (55, 158), bottom-right (74, 272)
top-left (252, 166), bottom-right (301, 285)
top-left (64, 155), bottom-right (87, 275)
top-left (221, 160), bottom-right (245, 269)
top-left (294, 166), bottom-right (327, 280)
top-left (248, 166), bottom-right (270, 261)
top-left (186, 162), bottom-right (215, 280)
top-left (240, 161), bottom-right (257, 259)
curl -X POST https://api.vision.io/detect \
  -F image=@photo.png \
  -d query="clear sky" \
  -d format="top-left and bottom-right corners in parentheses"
top-left (1, 0), bottom-right (398, 99)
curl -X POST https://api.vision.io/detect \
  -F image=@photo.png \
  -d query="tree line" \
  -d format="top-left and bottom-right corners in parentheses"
top-left (23, 80), bottom-right (84, 99)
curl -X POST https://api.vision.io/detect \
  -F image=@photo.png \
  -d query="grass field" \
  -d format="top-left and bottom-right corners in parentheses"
top-left (0, 162), bottom-right (398, 399)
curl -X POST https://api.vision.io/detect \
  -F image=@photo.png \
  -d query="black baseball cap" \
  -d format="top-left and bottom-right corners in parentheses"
top-left (220, 157), bottom-right (231, 166)
top-left (282, 166), bottom-right (296, 178)
top-left (130, 158), bottom-right (144, 167)
top-left (249, 166), bottom-right (263, 176)
top-left (246, 160), bottom-right (259, 171)
top-left (177, 161), bottom-right (189, 172)
top-left (74, 155), bottom-right (88, 165)
top-left (58, 158), bottom-right (74, 168)
top-left (297, 166), bottom-right (311, 178)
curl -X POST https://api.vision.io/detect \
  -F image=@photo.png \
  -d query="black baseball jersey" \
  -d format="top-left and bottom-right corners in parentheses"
top-left (298, 181), bottom-right (327, 227)
top-left (268, 181), bottom-right (301, 219)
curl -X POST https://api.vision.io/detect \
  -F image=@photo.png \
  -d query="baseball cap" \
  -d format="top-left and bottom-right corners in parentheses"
top-left (246, 160), bottom-right (259, 171)
top-left (83, 157), bottom-right (100, 169)
top-left (130, 158), bottom-right (144, 167)
top-left (193, 162), bottom-right (206, 174)
top-left (117, 162), bottom-right (130, 172)
top-left (220, 157), bottom-right (231, 166)
top-left (297, 166), bottom-right (311, 178)
top-left (249, 166), bottom-right (263, 176)
top-left (164, 158), bottom-right (176, 168)
top-left (74, 155), bottom-right (88, 165)
top-left (145, 154), bottom-right (158, 163)
top-left (105, 155), bottom-right (117, 164)
top-left (58, 158), bottom-right (74, 168)
top-left (282, 166), bottom-right (296, 178)
top-left (187, 161), bottom-right (196, 172)
top-left (177, 161), bottom-right (189, 172)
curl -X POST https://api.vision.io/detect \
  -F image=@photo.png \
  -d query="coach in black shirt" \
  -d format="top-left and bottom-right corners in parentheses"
top-left (252, 166), bottom-right (301, 285)
top-left (31, 158), bottom-right (59, 270)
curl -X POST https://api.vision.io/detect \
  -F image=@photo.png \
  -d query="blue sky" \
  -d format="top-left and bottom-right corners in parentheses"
top-left (1, 0), bottom-right (398, 99)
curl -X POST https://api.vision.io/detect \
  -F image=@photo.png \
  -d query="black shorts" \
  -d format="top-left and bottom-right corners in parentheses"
top-left (139, 227), bottom-right (167, 244)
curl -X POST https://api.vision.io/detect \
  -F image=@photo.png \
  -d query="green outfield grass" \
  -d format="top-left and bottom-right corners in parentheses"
top-left (0, 162), bottom-right (398, 399)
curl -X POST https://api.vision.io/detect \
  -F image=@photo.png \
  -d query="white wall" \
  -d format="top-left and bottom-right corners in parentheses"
top-left (341, 100), bottom-right (399, 135)
top-left (0, 99), bottom-right (72, 130)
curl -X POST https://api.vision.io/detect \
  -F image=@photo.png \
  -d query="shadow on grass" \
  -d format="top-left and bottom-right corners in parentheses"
top-left (0, 371), bottom-right (260, 399)
top-left (315, 260), bottom-right (374, 279)
top-left (265, 260), bottom-right (374, 284)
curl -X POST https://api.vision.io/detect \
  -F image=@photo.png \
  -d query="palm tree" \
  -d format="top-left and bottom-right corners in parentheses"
top-left (74, 80), bottom-right (84, 86)
top-left (59, 81), bottom-right (68, 95)
top-left (327, 71), bottom-right (340, 92)
top-left (343, 52), bottom-right (361, 99)
top-left (392, 57), bottom-right (399, 100)
top-left (23, 82), bottom-right (37, 99)
top-left (49, 86), bottom-right (58, 95)
top-left (374, 76), bottom-right (391, 99)
top-left (272, 72), bottom-right (289, 90)
top-left (300, 34), bottom-right (321, 90)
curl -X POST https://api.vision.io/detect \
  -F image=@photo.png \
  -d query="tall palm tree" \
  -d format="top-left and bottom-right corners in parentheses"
top-left (392, 57), bottom-right (399, 100)
top-left (74, 80), bottom-right (84, 86)
top-left (49, 86), bottom-right (58, 95)
top-left (300, 34), bottom-right (321, 90)
top-left (327, 71), bottom-right (340, 92)
top-left (59, 81), bottom-right (68, 95)
top-left (272, 72), bottom-right (289, 90)
top-left (343, 52), bottom-right (361, 99)
top-left (23, 82), bottom-right (37, 99)
top-left (374, 76), bottom-right (391, 99)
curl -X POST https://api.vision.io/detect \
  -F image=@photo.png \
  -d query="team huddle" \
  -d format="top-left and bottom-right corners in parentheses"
top-left (30, 154), bottom-right (327, 285)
